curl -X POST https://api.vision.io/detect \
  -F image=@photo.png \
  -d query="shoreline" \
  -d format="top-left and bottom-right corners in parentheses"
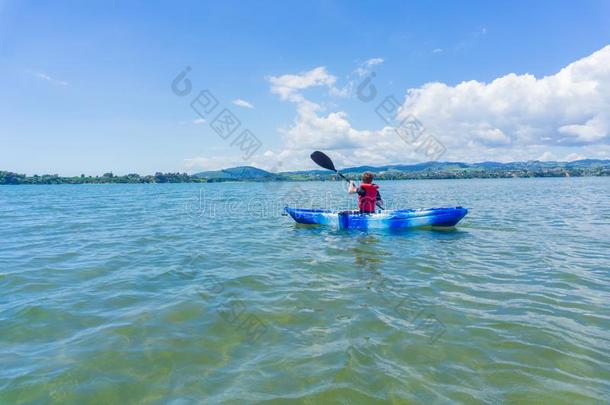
top-left (1, 172), bottom-right (609, 185)
top-left (3, 160), bottom-right (609, 185)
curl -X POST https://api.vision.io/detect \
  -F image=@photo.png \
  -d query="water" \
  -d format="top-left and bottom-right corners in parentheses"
top-left (1, 178), bottom-right (609, 403)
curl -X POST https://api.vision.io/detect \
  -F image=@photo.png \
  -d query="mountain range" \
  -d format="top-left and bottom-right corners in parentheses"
top-left (2, 159), bottom-right (608, 185)
top-left (193, 159), bottom-right (610, 181)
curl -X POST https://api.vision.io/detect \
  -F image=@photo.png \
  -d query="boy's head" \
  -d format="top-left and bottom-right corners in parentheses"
top-left (362, 172), bottom-right (374, 184)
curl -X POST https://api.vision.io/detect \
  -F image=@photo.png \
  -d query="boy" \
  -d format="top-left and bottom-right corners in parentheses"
top-left (348, 172), bottom-right (383, 213)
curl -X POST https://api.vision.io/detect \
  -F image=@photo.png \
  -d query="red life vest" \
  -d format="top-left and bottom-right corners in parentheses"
top-left (358, 183), bottom-right (379, 213)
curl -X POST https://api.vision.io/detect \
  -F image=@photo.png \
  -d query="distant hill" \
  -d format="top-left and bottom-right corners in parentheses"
top-left (192, 160), bottom-right (610, 181)
top-left (2, 159), bottom-right (609, 185)
top-left (284, 160), bottom-right (610, 175)
top-left (193, 166), bottom-right (280, 181)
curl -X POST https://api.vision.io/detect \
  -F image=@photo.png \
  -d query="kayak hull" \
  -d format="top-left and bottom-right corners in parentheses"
top-left (284, 207), bottom-right (468, 230)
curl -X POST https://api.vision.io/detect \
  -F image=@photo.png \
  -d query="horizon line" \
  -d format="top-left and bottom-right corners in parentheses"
top-left (3, 158), bottom-right (609, 178)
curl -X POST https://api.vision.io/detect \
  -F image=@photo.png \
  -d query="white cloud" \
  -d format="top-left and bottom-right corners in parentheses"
top-left (193, 118), bottom-right (206, 125)
top-left (537, 151), bottom-right (556, 161)
top-left (397, 45), bottom-right (610, 160)
top-left (261, 46), bottom-right (610, 170)
top-left (366, 57), bottom-right (384, 65)
top-left (28, 70), bottom-right (68, 86)
top-left (355, 57), bottom-right (384, 77)
top-left (232, 99), bottom-right (254, 109)
top-left (268, 66), bottom-right (337, 102)
top-left (432, 48), bottom-right (443, 54)
top-left (565, 153), bottom-right (585, 161)
top-left (326, 57), bottom-right (386, 98)
top-left (189, 46), bottom-right (610, 171)
top-left (558, 114), bottom-right (608, 142)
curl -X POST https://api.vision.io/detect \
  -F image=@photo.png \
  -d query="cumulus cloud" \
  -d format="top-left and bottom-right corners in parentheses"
top-left (186, 46), bottom-right (610, 171)
top-left (398, 45), bottom-right (610, 159)
top-left (267, 66), bottom-right (337, 102)
top-left (262, 46), bottom-right (610, 170)
top-left (232, 99), bottom-right (254, 109)
top-left (264, 63), bottom-right (401, 168)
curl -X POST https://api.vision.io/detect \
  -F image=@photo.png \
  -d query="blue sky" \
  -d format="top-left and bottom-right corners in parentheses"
top-left (1, 0), bottom-right (610, 175)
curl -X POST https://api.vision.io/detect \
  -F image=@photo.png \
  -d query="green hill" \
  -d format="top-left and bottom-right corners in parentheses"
top-left (193, 166), bottom-right (281, 181)
top-left (2, 160), bottom-right (609, 185)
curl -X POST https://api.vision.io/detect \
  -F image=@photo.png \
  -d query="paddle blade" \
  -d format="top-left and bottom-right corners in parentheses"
top-left (310, 151), bottom-right (337, 172)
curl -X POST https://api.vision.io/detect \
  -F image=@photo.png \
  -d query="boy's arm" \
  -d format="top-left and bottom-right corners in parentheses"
top-left (348, 181), bottom-right (357, 194)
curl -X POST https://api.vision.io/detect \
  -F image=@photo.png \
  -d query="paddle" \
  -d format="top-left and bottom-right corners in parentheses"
top-left (310, 151), bottom-right (383, 210)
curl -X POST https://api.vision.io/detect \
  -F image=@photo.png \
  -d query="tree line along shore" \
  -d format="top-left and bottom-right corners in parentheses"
top-left (2, 162), bottom-right (609, 185)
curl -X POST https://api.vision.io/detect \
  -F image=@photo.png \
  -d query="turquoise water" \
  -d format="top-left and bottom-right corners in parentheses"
top-left (1, 177), bottom-right (609, 403)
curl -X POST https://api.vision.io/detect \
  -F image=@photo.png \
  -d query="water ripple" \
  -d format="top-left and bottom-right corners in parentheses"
top-left (0, 178), bottom-right (609, 403)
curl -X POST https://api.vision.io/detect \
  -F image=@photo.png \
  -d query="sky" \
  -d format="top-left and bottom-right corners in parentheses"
top-left (1, 0), bottom-right (610, 175)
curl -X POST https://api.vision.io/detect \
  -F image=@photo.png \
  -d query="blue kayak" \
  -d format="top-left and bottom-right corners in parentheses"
top-left (285, 207), bottom-right (468, 230)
